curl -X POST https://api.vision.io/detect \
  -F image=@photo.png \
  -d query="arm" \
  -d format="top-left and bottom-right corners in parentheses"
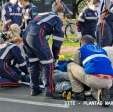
top-left (76, 10), bottom-right (86, 32)
top-left (31, 4), bottom-right (38, 19)
top-left (11, 46), bottom-right (28, 74)
top-left (73, 49), bottom-right (81, 65)
top-left (52, 17), bottom-right (64, 60)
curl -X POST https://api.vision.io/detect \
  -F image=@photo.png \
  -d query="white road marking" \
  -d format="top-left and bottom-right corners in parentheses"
top-left (0, 97), bottom-right (69, 108)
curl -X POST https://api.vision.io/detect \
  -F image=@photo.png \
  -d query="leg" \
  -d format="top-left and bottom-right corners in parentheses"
top-left (68, 63), bottom-right (112, 102)
top-left (68, 62), bottom-right (85, 93)
top-left (28, 62), bottom-right (42, 95)
top-left (68, 62), bottom-right (113, 90)
top-left (43, 63), bottom-right (55, 95)
top-left (24, 26), bottom-right (55, 95)
top-left (0, 62), bottom-right (21, 82)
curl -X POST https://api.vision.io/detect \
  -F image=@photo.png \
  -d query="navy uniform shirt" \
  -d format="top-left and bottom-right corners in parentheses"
top-left (23, 12), bottom-right (64, 60)
top-left (0, 42), bottom-right (27, 74)
top-left (2, 2), bottom-right (22, 31)
top-left (77, 7), bottom-right (98, 38)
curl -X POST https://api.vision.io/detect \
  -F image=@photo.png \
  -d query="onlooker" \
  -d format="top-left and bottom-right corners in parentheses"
top-left (23, 2), bottom-right (64, 96)
top-left (2, 0), bottom-right (23, 31)
top-left (0, 24), bottom-right (29, 86)
top-left (68, 35), bottom-right (113, 104)
top-left (96, 0), bottom-right (113, 46)
top-left (76, 0), bottom-right (100, 38)
top-left (104, 46), bottom-right (113, 67)
top-left (97, 0), bottom-right (111, 16)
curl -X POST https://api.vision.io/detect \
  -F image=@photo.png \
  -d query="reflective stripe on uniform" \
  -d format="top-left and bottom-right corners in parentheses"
top-left (0, 44), bottom-right (16, 59)
top-left (10, 13), bottom-right (22, 16)
top-left (16, 62), bottom-right (26, 67)
top-left (85, 16), bottom-right (98, 20)
top-left (5, 19), bottom-right (12, 24)
top-left (78, 18), bottom-right (85, 22)
top-left (29, 58), bottom-right (39, 62)
top-left (95, 74), bottom-right (113, 79)
top-left (53, 36), bottom-right (64, 42)
top-left (37, 14), bottom-right (57, 25)
top-left (11, 59), bottom-right (14, 65)
top-left (40, 59), bottom-right (53, 64)
top-left (83, 54), bottom-right (109, 65)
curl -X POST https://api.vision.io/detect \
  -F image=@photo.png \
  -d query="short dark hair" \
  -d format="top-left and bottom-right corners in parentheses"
top-left (80, 35), bottom-right (95, 44)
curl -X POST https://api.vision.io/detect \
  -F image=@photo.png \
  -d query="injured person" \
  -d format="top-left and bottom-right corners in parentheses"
top-left (0, 24), bottom-right (30, 87)
top-left (68, 35), bottom-right (113, 106)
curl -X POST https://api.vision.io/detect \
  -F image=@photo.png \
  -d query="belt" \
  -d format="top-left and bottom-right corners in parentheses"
top-left (94, 74), bottom-right (113, 79)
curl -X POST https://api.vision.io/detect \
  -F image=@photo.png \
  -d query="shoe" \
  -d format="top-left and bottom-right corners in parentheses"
top-left (46, 91), bottom-right (54, 97)
top-left (73, 91), bottom-right (85, 101)
top-left (21, 75), bottom-right (30, 83)
top-left (31, 87), bottom-right (42, 96)
top-left (100, 88), bottom-right (111, 107)
top-left (84, 89), bottom-right (92, 97)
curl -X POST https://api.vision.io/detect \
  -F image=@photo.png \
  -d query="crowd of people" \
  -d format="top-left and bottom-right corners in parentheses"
top-left (0, 0), bottom-right (113, 107)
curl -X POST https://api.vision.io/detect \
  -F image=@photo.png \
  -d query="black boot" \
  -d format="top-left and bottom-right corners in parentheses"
top-left (31, 87), bottom-right (42, 96)
top-left (73, 91), bottom-right (85, 101)
top-left (20, 75), bottom-right (30, 83)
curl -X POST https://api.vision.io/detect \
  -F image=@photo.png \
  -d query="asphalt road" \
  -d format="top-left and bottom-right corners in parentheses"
top-left (0, 86), bottom-right (113, 112)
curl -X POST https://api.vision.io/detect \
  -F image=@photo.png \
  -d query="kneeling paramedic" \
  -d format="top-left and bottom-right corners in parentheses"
top-left (68, 35), bottom-right (113, 105)
top-left (0, 24), bottom-right (29, 86)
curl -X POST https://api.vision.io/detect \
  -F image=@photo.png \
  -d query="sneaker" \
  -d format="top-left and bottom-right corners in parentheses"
top-left (100, 88), bottom-right (111, 107)
top-left (31, 87), bottom-right (42, 96)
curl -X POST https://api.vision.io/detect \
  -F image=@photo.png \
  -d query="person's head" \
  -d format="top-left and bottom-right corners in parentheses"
top-left (53, 0), bottom-right (64, 13)
top-left (10, 0), bottom-right (17, 4)
top-left (7, 24), bottom-right (22, 44)
top-left (89, 0), bottom-right (100, 10)
top-left (19, 0), bottom-right (30, 7)
top-left (80, 35), bottom-right (95, 46)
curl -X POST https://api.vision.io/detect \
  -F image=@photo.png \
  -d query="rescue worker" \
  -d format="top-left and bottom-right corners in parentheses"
top-left (18, 0), bottom-right (38, 31)
top-left (76, 0), bottom-right (100, 38)
top-left (23, 1), bottom-right (64, 96)
top-left (52, 0), bottom-right (73, 16)
top-left (0, 24), bottom-right (29, 85)
top-left (2, 0), bottom-right (23, 31)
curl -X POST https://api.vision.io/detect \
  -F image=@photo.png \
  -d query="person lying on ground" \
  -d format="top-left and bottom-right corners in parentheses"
top-left (67, 35), bottom-right (113, 105)
top-left (0, 24), bottom-right (30, 86)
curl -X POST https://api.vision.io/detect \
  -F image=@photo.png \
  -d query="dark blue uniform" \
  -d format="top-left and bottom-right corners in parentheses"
top-left (2, 2), bottom-right (22, 31)
top-left (77, 7), bottom-right (98, 38)
top-left (0, 42), bottom-right (28, 82)
top-left (23, 12), bottom-right (64, 94)
top-left (21, 3), bottom-right (38, 31)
